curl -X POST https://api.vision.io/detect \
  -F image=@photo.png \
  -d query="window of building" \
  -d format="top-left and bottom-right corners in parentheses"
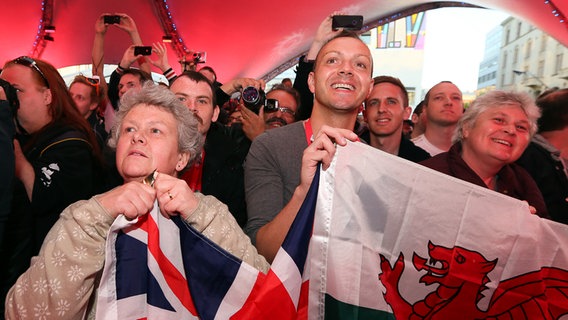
top-left (505, 29), bottom-right (510, 44)
top-left (540, 35), bottom-right (547, 52)
top-left (502, 52), bottom-right (508, 69)
top-left (513, 46), bottom-right (519, 64)
top-left (517, 22), bottom-right (522, 38)
top-left (525, 39), bottom-right (532, 59)
top-left (555, 54), bottom-right (563, 75)
top-left (538, 60), bottom-right (544, 78)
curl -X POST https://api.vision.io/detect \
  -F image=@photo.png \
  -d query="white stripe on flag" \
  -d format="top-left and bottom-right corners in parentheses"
top-left (115, 294), bottom-right (148, 318)
top-left (272, 246), bottom-right (302, 309)
top-left (121, 223), bottom-right (147, 243)
top-left (154, 212), bottom-right (187, 276)
top-left (215, 262), bottom-right (260, 319)
top-left (147, 246), bottom-right (196, 319)
top-left (96, 215), bottom-right (140, 319)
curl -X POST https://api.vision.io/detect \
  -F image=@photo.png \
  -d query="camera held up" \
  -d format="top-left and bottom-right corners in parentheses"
top-left (0, 78), bottom-right (19, 113)
top-left (241, 86), bottom-right (265, 114)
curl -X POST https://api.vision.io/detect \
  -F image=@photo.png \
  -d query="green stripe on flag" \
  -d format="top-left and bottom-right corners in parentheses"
top-left (324, 294), bottom-right (395, 320)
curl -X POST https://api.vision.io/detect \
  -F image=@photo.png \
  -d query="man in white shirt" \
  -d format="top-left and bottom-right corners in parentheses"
top-left (411, 81), bottom-right (464, 156)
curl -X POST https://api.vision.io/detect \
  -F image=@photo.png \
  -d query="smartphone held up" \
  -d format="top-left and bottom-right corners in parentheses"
top-left (332, 15), bottom-right (363, 31)
top-left (104, 15), bottom-right (121, 25)
top-left (134, 46), bottom-right (152, 56)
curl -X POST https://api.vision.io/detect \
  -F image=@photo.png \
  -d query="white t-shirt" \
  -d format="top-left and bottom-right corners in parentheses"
top-left (411, 134), bottom-right (446, 156)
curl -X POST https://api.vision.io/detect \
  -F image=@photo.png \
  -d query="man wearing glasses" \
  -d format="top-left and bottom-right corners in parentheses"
top-left (239, 84), bottom-right (301, 141)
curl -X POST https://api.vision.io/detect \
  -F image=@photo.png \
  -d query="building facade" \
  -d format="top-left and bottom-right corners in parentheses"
top-left (476, 25), bottom-right (502, 95)
top-left (497, 16), bottom-right (568, 97)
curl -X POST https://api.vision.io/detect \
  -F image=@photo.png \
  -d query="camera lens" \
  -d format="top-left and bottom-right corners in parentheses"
top-left (242, 86), bottom-right (259, 103)
top-left (241, 86), bottom-right (265, 114)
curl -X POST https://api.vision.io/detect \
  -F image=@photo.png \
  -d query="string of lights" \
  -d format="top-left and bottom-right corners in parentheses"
top-left (545, 0), bottom-right (567, 29)
top-left (152, 0), bottom-right (188, 59)
top-left (29, 0), bottom-right (54, 58)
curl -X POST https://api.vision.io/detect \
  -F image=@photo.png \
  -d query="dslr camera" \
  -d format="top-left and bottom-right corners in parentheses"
top-left (0, 78), bottom-right (19, 113)
top-left (241, 86), bottom-right (265, 114)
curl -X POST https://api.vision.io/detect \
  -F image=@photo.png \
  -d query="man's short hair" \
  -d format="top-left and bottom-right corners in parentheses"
top-left (70, 75), bottom-right (105, 105)
top-left (371, 75), bottom-right (409, 107)
top-left (413, 100), bottom-right (425, 116)
top-left (536, 87), bottom-right (568, 132)
top-left (313, 30), bottom-right (372, 74)
top-left (424, 81), bottom-right (455, 105)
top-left (268, 84), bottom-right (301, 109)
top-left (172, 70), bottom-right (217, 107)
top-left (198, 66), bottom-right (217, 83)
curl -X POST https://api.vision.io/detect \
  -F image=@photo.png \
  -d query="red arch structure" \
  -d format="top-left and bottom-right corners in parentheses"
top-left (0, 0), bottom-right (566, 82)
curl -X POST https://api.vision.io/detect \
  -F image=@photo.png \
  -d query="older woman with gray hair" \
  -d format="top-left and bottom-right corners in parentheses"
top-left (5, 84), bottom-right (269, 319)
top-left (420, 90), bottom-right (548, 217)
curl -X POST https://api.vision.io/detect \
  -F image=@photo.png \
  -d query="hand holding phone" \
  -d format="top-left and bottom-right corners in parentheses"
top-left (104, 15), bottom-right (121, 25)
top-left (332, 15), bottom-right (363, 31)
top-left (134, 46), bottom-right (152, 56)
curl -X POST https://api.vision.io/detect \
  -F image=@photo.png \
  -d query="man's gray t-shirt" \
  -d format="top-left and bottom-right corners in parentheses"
top-left (244, 121), bottom-right (308, 244)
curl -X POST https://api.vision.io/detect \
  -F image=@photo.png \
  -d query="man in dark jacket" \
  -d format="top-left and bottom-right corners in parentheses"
top-left (516, 88), bottom-right (568, 224)
top-left (170, 71), bottom-right (256, 227)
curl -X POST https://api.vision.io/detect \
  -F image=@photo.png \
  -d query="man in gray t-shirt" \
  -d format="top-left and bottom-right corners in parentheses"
top-left (244, 20), bottom-right (374, 262)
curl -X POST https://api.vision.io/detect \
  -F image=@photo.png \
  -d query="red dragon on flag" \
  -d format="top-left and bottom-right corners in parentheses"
top-left (379, 241), bottom-right (568, 319)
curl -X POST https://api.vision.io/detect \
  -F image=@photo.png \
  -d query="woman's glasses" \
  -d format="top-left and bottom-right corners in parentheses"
top-left (14, 56), bottom-right (50, 88)
top-left (84, 75), bottom-right (100, 95)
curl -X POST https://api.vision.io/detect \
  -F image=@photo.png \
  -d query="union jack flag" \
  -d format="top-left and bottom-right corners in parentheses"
top-left (96, 169), bottom-right (319, 319)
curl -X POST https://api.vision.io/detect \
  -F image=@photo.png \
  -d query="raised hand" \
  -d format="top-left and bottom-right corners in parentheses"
top-left (147, 42), bottom-right (172, 72)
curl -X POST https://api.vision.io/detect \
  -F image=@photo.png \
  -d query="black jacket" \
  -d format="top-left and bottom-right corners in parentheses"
top-left (358, 130), bottom-right (431, 163)
top-left (516, 141), bottom-right (568, 224)
top-left (201, 123), bottom-right (250, 227)
top-left (293, 56), bottom-right (315, 121)
top-left (1, 123), bottom-right (100, 307)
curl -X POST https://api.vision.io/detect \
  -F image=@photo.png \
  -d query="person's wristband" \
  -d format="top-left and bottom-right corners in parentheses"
top-left (116, 65), bottom-right (126, 74)
top-left (162, 67), bottom-right (173, 76)
top-left (163, 68), bottom-right (176, 82)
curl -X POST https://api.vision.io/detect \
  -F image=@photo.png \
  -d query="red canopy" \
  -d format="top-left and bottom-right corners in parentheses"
top-left (0, 0), bottom-right (567, 82)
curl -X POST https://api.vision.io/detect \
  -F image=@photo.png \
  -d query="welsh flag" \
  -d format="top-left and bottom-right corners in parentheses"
top-left (307, 141), bottom-right (568, 319)
top-left (97, 141), bottom-right (568, 319)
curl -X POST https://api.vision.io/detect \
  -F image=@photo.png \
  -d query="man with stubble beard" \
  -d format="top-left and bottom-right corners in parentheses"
top-left (169, 71), bottom-right (260, 227)
top-left (244, 30), bottom-right (374, 262)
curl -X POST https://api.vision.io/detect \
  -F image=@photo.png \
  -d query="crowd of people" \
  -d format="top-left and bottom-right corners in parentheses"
top-left (0, 11), bottom-right (566, 319)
